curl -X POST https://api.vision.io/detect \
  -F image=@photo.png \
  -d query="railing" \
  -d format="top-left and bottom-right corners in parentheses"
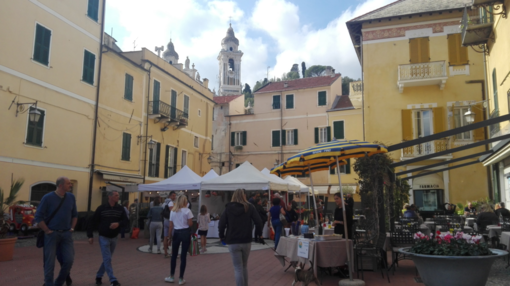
top-left (490, 109), bottom-right (500, 137)
top-left (398, 61), bottom-right (447, 81)
top-left (149, 100), bottom-right (188, 126)
top-left (461, 6), bottom-right (494, 46)
top-left (402, 138), bottom-right (451, 158)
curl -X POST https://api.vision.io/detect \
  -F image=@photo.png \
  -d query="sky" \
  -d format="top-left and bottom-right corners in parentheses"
top-left (105, 0), bottom-right (395, 92)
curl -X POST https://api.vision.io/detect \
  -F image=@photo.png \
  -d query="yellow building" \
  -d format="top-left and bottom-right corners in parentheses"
top-left (465, 0), bottom-right (510, 206)
top-left (0, 0), bottom-right (103, 211)
top-left (347, 0), bottom-right (490, 210)
top-left (91, 37), bottom-right (215, 208)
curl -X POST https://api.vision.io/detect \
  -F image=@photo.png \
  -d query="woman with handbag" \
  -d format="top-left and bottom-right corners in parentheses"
top-left (268, 197), bottom-right (286, 249)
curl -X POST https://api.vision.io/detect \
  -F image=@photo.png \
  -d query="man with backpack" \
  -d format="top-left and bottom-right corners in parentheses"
top-left (162, 191), bottom-right (176, 258)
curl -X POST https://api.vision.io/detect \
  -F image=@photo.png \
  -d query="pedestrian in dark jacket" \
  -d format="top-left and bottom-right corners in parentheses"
top-left (219, 189), bottom-right (264, 286)
top-left (87, 191), bottom-right (129, 286)
top-left (253, 198), bottom-right (267, 241)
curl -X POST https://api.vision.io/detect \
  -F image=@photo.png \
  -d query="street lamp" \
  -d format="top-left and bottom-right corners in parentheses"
top-left (28, 108), bottom-right (41, 123)
top-left (207, 155), bottom-right (214, 164)
top-left (464, 107), bottom-right (476, 124)
top-left (148, 139), bottom-right (156, 150)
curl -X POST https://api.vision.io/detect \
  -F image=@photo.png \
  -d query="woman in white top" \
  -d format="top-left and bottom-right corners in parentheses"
top-left (164, 195), bottom-right (193, 285)
top-left (197, 205), bottom-right (211, 253)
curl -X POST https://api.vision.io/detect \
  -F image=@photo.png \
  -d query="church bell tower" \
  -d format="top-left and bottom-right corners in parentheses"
top-left (217, 24), bottom-right (243, 96)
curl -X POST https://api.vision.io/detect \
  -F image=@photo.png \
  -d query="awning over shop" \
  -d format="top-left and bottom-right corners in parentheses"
top-left (95, 170), bottom-right (144, 184)
top-left (480, 138), bottom-right (510, 166)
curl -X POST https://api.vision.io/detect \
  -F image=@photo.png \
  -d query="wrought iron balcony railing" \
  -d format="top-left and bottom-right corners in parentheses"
top-left (461, 6), bottom-right (494, 47)
top-left (401, 138), bottom-right (451, 158)
top-left (149, 100), bottom-right (188, 126)
top-left (397, 61), bottom-right (447, 93)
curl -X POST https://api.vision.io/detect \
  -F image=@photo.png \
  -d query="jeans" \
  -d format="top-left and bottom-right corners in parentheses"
top-left (272, 219), bottom-right (283, 249)
top-left (96, 236), bottom-right (118, 282)
top-left (43, 231), bottom-right (74, 286)
top-left (227, 243), bottom-right (251, 286)
top-left (171, 228), bottom-right (191, 279)
top-left (149, 222), bottom-right (162, 250)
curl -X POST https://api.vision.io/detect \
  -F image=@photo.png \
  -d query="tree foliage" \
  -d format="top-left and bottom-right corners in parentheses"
top-left (301, 62), bottom-right (306, 78)
top-left (243, 83), bottom-right (253, 107)
top-left (0, 178), bottom-right (24, 238)
top-left (342, 76), bottom-right (359, 95)
top-left (304, 65), bottom-right (327, 77)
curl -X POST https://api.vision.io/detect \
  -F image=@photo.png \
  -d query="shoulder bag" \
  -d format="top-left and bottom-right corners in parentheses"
top-left (36, 193), bottom-right (67, 248)
top-left (279, 206), bottom-right (287, 225)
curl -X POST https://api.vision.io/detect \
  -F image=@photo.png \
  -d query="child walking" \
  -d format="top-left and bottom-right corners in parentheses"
top-left (197, 205), bottom-right (211, 253)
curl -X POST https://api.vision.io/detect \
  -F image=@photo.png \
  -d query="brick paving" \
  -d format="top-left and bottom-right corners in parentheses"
top-left (0, 235), bottom-right (419, 286)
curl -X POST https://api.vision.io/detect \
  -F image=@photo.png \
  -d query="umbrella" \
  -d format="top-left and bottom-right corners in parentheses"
top-left (271, 139), bottom-right (388, 282)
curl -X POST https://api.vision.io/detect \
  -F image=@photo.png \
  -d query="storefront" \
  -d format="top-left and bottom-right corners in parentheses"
top-left (412, 173), bottom-right (445, 212)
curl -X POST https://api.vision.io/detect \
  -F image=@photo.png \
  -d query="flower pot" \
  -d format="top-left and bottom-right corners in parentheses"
top-left (398, 248), bottom-right (507, 286)
top-left (0, 237), bottom-right (18, 261)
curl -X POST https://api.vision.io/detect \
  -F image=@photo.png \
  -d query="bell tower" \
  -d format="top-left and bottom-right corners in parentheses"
top-left (217, 24), bottom-right (243, 96)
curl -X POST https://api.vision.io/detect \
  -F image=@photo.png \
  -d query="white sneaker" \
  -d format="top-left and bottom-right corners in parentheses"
top-left (164, 276), bottom-right (174, 283)
top-left (179, 279), bottom-right (186, 285)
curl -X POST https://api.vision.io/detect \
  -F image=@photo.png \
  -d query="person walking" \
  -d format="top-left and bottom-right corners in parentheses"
top-left (165, 195), bottom-right (194, 285)
top-left (162, 191), bottom-right (177, 258)
top-left (87, 191), bottom-right (128, 286)
top-left (254, 198), bottom-right (268, 241)
top-left (35, 177), bottom-right (77, 286)
top-left (219, 189), bottom-right (264, 286)
top-left (268, 197), bottom-right (286, 249)
top-left (147, 197), bottom-right (164, 254)
top-left (120, 201), bottom-right (129, 239)
top-left (197, 205), bottom-right (211, 253)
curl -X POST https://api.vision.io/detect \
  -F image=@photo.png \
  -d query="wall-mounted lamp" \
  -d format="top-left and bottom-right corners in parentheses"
top-left (207, 155), bottom-right (215, 164)
top-left (138, 135), bottom-right (156, 150)
top-left (11, 99), bottom-right (41, 122)
top-left (464, 107), bottom-right (476, 124)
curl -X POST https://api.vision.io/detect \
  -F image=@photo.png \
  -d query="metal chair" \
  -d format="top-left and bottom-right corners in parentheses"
top-left (354, 234), bottom-right (390, 283)
top-left (388, 232), bottom-right (415, 275)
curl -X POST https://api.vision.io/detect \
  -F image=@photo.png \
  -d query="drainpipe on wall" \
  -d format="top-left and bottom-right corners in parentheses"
top-left (86, 0), bottom-right (106, 213)
top-left (483, 46), bottom-right (494, 200)
top-left (360, 35), bottom-right (365, 141)
top-left (142, 64), bottom-right (153, 184)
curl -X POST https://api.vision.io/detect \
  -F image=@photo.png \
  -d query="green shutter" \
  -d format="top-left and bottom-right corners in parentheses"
top-left (273, 95), bottom-right (280, 109)
top-left (153, 81), bottom-right (160, 113)
top-left (33, 24), bottom-right (51, 66)
top-left (314, 127), bottom-right (319, 143)
top-left (346, 159), bottom-right (351, 174)
top-left (87, 0), bottom-right (99, 21)
top-left (164, 145), bottom-right (170, 178)
top-left (124, 74), bottom-right (133, 101)
top-left (272, 130), bottom-right (281, 147)
top-left (155, 143), bottom-right (161, 177)
top-left (294, 129), bottom-right (298, 145)
top-left (26, 108), bottom-right (45, 146)
top-left (493, 69), bottom-right (499, 111)
top-left (121, 133), bottom-right (131, 161)
top-left (184, 95), bottom-right (190, 115)
top-left (82, 50), bottom-right (95, 85)
top-left (333, 121), bottom-right (344, 140)
top-left (173, 147), bottom-right (178, 174)
top-left (231, 132), bottom-right (235, 146)
top-left (242, 131), bottom-right (247, 146)
top-left (330, 166), bottom-right (335, 175)
top-left (148, 148), bottom-right (154, 177)
top-left (281, 130), bottom-right (286, 146)
top-left (327, 126), bottom-right (331, 142)
top-left (318, 91), bottom-right (327, 106)
top-left (286, 94), bottom-right (294, 109)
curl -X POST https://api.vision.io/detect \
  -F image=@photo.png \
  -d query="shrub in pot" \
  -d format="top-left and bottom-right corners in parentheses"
top-left (0, 179), bottom-right (24, 261)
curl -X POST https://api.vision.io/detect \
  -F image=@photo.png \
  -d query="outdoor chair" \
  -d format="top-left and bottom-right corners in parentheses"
top-left (354, 233), bottom-right (390, 283)
top-left (388, 231), bottom-right (415, 275)
top-left (433, 220), bottom-right (450, 233)
top-left (501, 222), bottom-right (510, 232)
top-left (397, 223), bottom-right (419, 233)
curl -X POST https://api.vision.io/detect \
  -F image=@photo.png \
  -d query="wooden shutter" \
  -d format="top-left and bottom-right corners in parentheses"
top-left (318, 91), bottom-right (327, 106)
top-left (314, 127), bottom-right (319, 143)
top-left (155, 143), bottom-right (161, 177)
top-left (286, 94), bottom-right (294, 109)
top-left (333, 121), bottom-right (344, 140)
top-left (493, 69), bottom-right (499, 111)
top-left (326, 126), bottom-right (331, 142)
top-left (473, 103), bottom-right (485, 141)
top-left (124, 74), bottom-right (133, 101)
top-left (330, 166), bottom-right (335, 175)
top-left (272, 130), bottom-right (281, 147)
top-left (88, 0), bottom-right (99, 21)
top-left (346, 159), bottom-right (351, 174)
top-left (281, 130), bottom-right (286, 146)
top-left (273, 95), bottom-right (280, 109)
top-left (409, 38), bottom-right (429, 63)
top-left (242, 131), bottom-right (247, 146)
top-left (173, 147), bottom-right (178, 174)
top-left (27, 108), bottom-right (45, 146)
top-left (184, 95), bottom-right (190, 114)
top-left (448, 34), bottom-right (469, 65)
top-left (419, 37), bottom-right (430, 63)
top-left (83, 51), bottom-right (95, 84)
top-left (294, 129), bottom-right (298, 145)
top-left (122, 133), bottom-right (131, 161)
top-left (432, 107), bottom-right (445, 134)
top-left (34, 24), bottom-right (51, 65)
top-left (402, 110), bottom-right (413, 141)
top-left (231, 132), bottom-right (235, 146)
top-left (164, 145), bottom-right (170, 178)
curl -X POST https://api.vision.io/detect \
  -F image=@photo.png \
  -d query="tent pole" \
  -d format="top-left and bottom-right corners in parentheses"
top-left (308, 165), bottom-right (320, 234)
top-left (336, 156), bottom-right (353, 281)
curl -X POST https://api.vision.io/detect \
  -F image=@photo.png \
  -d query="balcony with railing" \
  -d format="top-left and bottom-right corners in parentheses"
top-left (397, 61), bottom-right (447, 93)
top-left (148, 100), bottom-right (188, 128)
top-left (461, 6), bottom-right (494, 47)
top-left (401, 138), bottom-right (452, 159)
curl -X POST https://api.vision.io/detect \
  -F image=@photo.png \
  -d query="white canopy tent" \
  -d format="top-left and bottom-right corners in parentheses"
top-left (137, 165), bottom-right (202, 191)
top-left (202, 169), bottom-right (219, 181)
top-left (283, 176), bottom-right (316, 194)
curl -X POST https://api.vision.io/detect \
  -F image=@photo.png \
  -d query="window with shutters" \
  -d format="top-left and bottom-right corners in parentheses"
top-left (87, 0), bottom-right (99, 21)
top-left (272, 130), bottom-right (281, 147)
top-left (184, 95), bottom-right (190, 118)
top-left (318, 91), bottom-right (327, 106)
top-left (286, 130), bottom-right (294, 145)
top-left (230, 131), bottom-right (247, 146)
top-left (82, 50), bottom-right (96, 85)
top-left (447, 34), bottom-right (468, 66)
top-left (164, 145), bottom-right (177, 178)
top-left (319, 127), bottom-right (328, 143)
top-left (124, 74), bottom-right (133, 101)
top-left (286, 94), bottom-right (294, 109)
top-left (121, 133), bottom-right (131, 161)
top-left (194, 136), bottom-right (199, 148)
top-left (33, 24), bottom-right (51, 66)
top-left (148, 142), bottom-right (160, 177)
top-left (181, 150), bottom-right (187, 167)
top-left (332, 121), bottom-right (345, 140)
top-left (453, 107), bottom-right (472, 140)
top-left (414, 110), bottom-right (433, 154)
top-left (493, 68), bottom-right (499, 112)
top-left (409, 37), bottom-right (430, 64)
top-left (273, 95), bottom-right (281, 109)
top-left (26, 107), bottom-right (45, 147)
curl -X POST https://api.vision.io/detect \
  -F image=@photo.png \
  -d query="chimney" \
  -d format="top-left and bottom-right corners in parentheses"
top-left (203, 78), bottom-right (209, 89)
top-left (284, 82), bottom-right (288, 88)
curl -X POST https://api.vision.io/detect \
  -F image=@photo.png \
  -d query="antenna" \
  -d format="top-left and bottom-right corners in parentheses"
top-left (155, 46), bottom-right (164, 57)
top-left (133, 37), bottom-right (138, 50)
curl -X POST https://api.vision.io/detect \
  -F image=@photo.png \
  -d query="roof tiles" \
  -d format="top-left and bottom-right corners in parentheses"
top-left (213, 95), bottom-right (242, 104)
top-left (254, 74), bottom-right (341, 94)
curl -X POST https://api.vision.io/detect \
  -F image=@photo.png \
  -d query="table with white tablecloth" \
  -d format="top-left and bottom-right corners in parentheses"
top-left (499, 232), bottom-right (510, 249)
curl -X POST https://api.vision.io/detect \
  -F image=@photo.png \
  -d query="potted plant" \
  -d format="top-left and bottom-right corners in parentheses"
top-left (0, 179), bottom-right (24, 261)
top-left (399, 231), bottom-right (506, 286)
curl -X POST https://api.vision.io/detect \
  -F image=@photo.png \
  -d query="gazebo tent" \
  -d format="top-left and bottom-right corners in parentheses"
top-left (201, 169), bottom-right (219, 181)
top-left (137, 165), bottom-right (202, 191)
top-left (284, 176), bottom-right (313, 193)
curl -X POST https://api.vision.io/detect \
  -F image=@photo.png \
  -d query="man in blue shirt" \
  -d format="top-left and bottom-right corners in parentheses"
top-left (35, 177), bottom-right (78, 286)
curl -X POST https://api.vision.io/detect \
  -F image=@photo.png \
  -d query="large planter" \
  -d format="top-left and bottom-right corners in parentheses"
top-left (398, 248), bottom-right (507, 286)
top-left (0, 237), bottom-right (18, 261)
